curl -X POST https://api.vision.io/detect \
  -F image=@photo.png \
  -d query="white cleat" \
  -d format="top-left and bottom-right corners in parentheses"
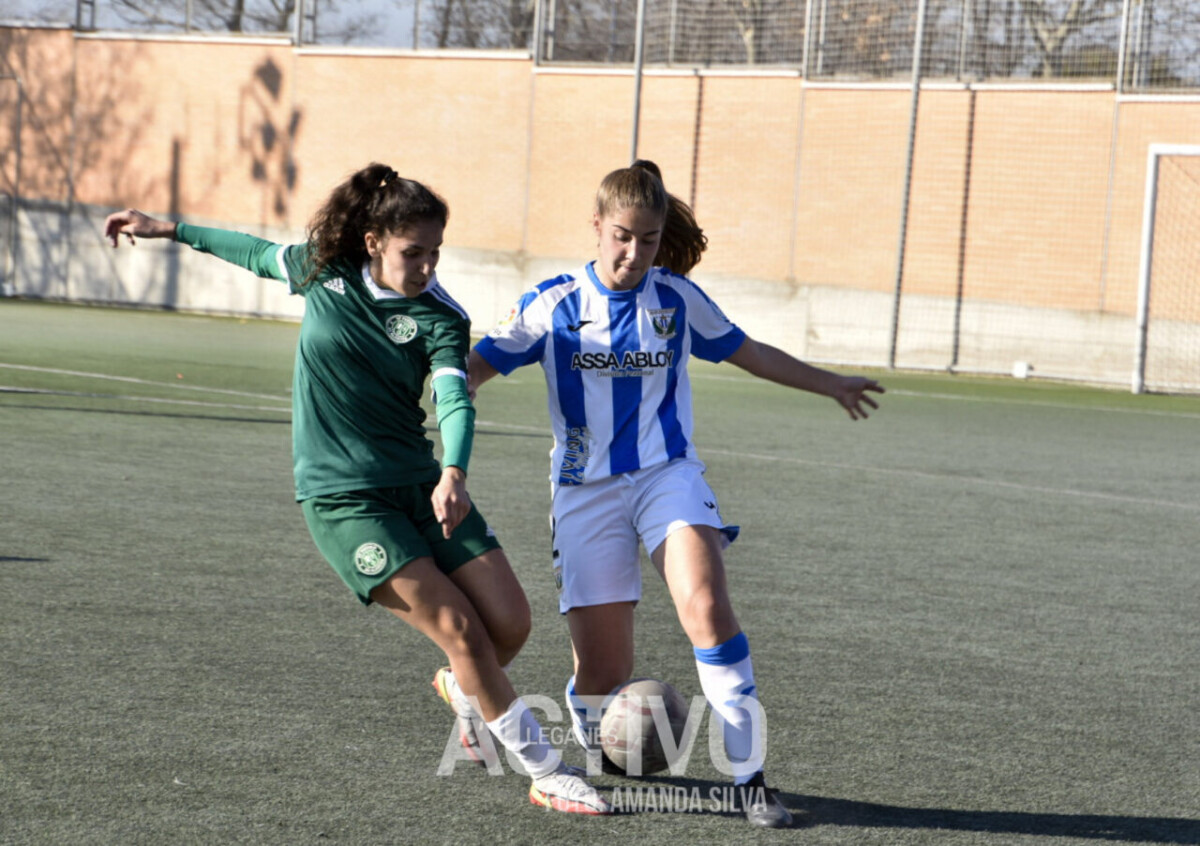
top-left (529, 766), bottom-right (613, 815)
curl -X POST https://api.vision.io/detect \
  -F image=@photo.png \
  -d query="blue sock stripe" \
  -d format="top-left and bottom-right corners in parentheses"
top-left (693, 631), bottom-right (750, 666)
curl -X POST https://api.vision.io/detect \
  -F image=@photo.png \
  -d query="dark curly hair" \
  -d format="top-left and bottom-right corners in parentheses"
top-left (302, 163), bottom-right (448, 286)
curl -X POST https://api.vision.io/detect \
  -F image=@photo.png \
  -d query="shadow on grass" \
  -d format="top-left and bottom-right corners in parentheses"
top-left (607, 777), bottom-right (1199, 842)
top-left (792, 791), bottom-right (1199, 843)
top-left (0, 556), bottom-right (50, 563)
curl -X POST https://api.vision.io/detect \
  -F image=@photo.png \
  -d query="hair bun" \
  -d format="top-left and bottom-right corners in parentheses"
top-left (631, 159), bottom-right (663, 180)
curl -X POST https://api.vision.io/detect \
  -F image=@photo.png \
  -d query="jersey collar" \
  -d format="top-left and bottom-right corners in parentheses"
top-left (585, 261), bottom-right (647, 297)
top-left (361, 260), bottom-right (439, 301)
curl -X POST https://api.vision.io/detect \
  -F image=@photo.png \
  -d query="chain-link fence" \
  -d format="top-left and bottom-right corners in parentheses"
top-left (4, 0), bottom-right (1196, 89)
top-left (536, 0), bottom-right (1200, 89)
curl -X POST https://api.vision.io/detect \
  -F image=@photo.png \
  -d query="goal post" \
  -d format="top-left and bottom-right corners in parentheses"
top-left (1133, 143), bottom-right (1200, 395)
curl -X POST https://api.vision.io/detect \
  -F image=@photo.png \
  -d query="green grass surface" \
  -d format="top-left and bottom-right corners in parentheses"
top-left (2, 299), bottom-right (1198, 845)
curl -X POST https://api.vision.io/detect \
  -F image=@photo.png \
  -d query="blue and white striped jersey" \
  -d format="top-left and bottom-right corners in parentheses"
top-left (474, 263), bottom-right (746, 487)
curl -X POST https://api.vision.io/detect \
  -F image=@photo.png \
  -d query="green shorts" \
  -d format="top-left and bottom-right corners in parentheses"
top-left (301, 484), bottom-right (502, 605)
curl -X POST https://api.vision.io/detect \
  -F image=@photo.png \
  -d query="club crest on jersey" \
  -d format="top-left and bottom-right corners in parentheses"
top-left (386, 314), bottom-right (419, 344)
top-left (649, 308), bottom-right (677, 339)
top-left (354, 542), bottom-right (388, 575)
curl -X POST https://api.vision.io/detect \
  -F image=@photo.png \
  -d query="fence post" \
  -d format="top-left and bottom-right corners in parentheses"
top-left (887, 0), bottom-right (930, 369)
top-left (1096, 0), bottom-right (1136, 310)
top-left (815, 0), bottom-right (829, 75)
top-left (1132, 146), bottom-right (1160, 394)
top-left (955, 0), bottom-right (970, 79)
top-left (75, 0), bottom-right (95, 30)
top-left (630, 0), bottom-right (648, 162)
top-left (294, 0), bottom-right (305, 44)
top-left (1, 74), bottom-right (22, 298)
top-left (949, 87), bottom-right (976, 370)
top-left (788, 0), bottom-right (818, 283)
top-left (667, 0), bottom-right (679, 65)
top-left (531, 0), bottom-right (543, 61)
top-left (801, 0), bottom-right (816, 75)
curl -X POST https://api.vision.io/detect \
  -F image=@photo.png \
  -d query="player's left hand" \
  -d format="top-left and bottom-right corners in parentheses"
top-left (432, 467), bottom-right (471, 539)
top-left (103, 208), bottom-right (176, 247)
top-left (831, 376), bottom-right (884, 420)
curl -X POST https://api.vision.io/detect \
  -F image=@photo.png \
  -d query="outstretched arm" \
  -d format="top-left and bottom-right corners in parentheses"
top-left (104, 208), bottom-right (291, 283)
top-left (725, 336), bottom-right (884, 420)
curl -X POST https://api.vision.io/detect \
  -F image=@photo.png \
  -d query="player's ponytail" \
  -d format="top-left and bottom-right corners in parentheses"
top-left (303, 163), bottom-right (449, 287)
top-left (595, 159), bottom-right (707, 276)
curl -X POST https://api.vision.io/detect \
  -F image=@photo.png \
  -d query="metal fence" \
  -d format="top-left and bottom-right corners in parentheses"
top-left (4, 0), bottom-right (1187, 89)
top-left (541, 0), bottom-right (1199, 89)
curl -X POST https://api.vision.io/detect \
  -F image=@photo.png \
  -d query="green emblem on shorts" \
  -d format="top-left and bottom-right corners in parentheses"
top-left (354, 542), bottom-right (388, 575)
top-left (386, 315), bottom-right (419, 344)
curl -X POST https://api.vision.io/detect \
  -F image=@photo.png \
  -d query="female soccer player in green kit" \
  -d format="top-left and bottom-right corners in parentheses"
top-left (103, 163), bottom-right (610, 815)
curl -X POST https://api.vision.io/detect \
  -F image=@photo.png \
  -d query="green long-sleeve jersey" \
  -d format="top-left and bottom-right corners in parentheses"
top-left (175, 222), bottom-right (475, 501)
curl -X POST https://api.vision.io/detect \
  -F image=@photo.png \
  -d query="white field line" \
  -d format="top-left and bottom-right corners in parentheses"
top-left (475, 419), bottom-right (547, 434)
top-left (0, 362), bottom-right (291, 403)
top-left (690, 372), bottom-right (1200, 420)
top-left (7, 362), bottom-right (1194, 508)
top-left (883, 388), bottom-right (1200, 420)
top-left (13, 361), bottom-right (1194, 420)
top-left (704, 447), bottom-right (1198, 511)
top-left (474, 419), bottom-right (1198, 512)
top-left (0, 386), bottom-right (291, 414)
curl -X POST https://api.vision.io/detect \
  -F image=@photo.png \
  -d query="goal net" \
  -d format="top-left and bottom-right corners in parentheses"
top-left (1134, 144), bottom-right (1200, 394)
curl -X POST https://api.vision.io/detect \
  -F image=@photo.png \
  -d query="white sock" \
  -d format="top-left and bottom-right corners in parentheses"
top-left (485, 698), bottom-right (563, 780)
top-left (442, 669), bottom-right (475, 718)
top-left (694, 632), bottom-right (765, 784)
top-left (444, 666), bottom-right (511, 719)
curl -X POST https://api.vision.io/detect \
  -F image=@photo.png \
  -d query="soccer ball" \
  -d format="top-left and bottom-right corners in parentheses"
top-left (599, 678), bottom-right (690, 775)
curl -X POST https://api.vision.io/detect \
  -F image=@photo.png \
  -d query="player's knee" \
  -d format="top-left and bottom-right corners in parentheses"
top-left (492, 602), bottom-right (532, 661)
top-left (680, 588), bottom-right (738, 645)
top-left (434, 607), bottom-right (494, 661)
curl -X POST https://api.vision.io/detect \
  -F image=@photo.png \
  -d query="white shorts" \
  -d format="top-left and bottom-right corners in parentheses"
top-left (550, 458), bottom-right (739, 613)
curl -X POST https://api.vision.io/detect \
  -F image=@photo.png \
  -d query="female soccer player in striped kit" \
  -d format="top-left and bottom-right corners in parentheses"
top-left (102, 163), bottom-right (609, 816)
top-left (467, 160), bottom-right (883, 828)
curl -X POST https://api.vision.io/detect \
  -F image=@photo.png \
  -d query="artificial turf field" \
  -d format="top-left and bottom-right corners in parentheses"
top-left (1, 299), bottom-right (1197, 845)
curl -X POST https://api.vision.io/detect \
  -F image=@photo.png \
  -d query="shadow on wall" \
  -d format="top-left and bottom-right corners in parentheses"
top-left (1, 28), bottom-right (108, 299)
top-left (0, 36), bottom-right (306, 310)
top-left (240, 58), bottom-right (301, 222)
top-left (0, 30), bottom-right (161, 300)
